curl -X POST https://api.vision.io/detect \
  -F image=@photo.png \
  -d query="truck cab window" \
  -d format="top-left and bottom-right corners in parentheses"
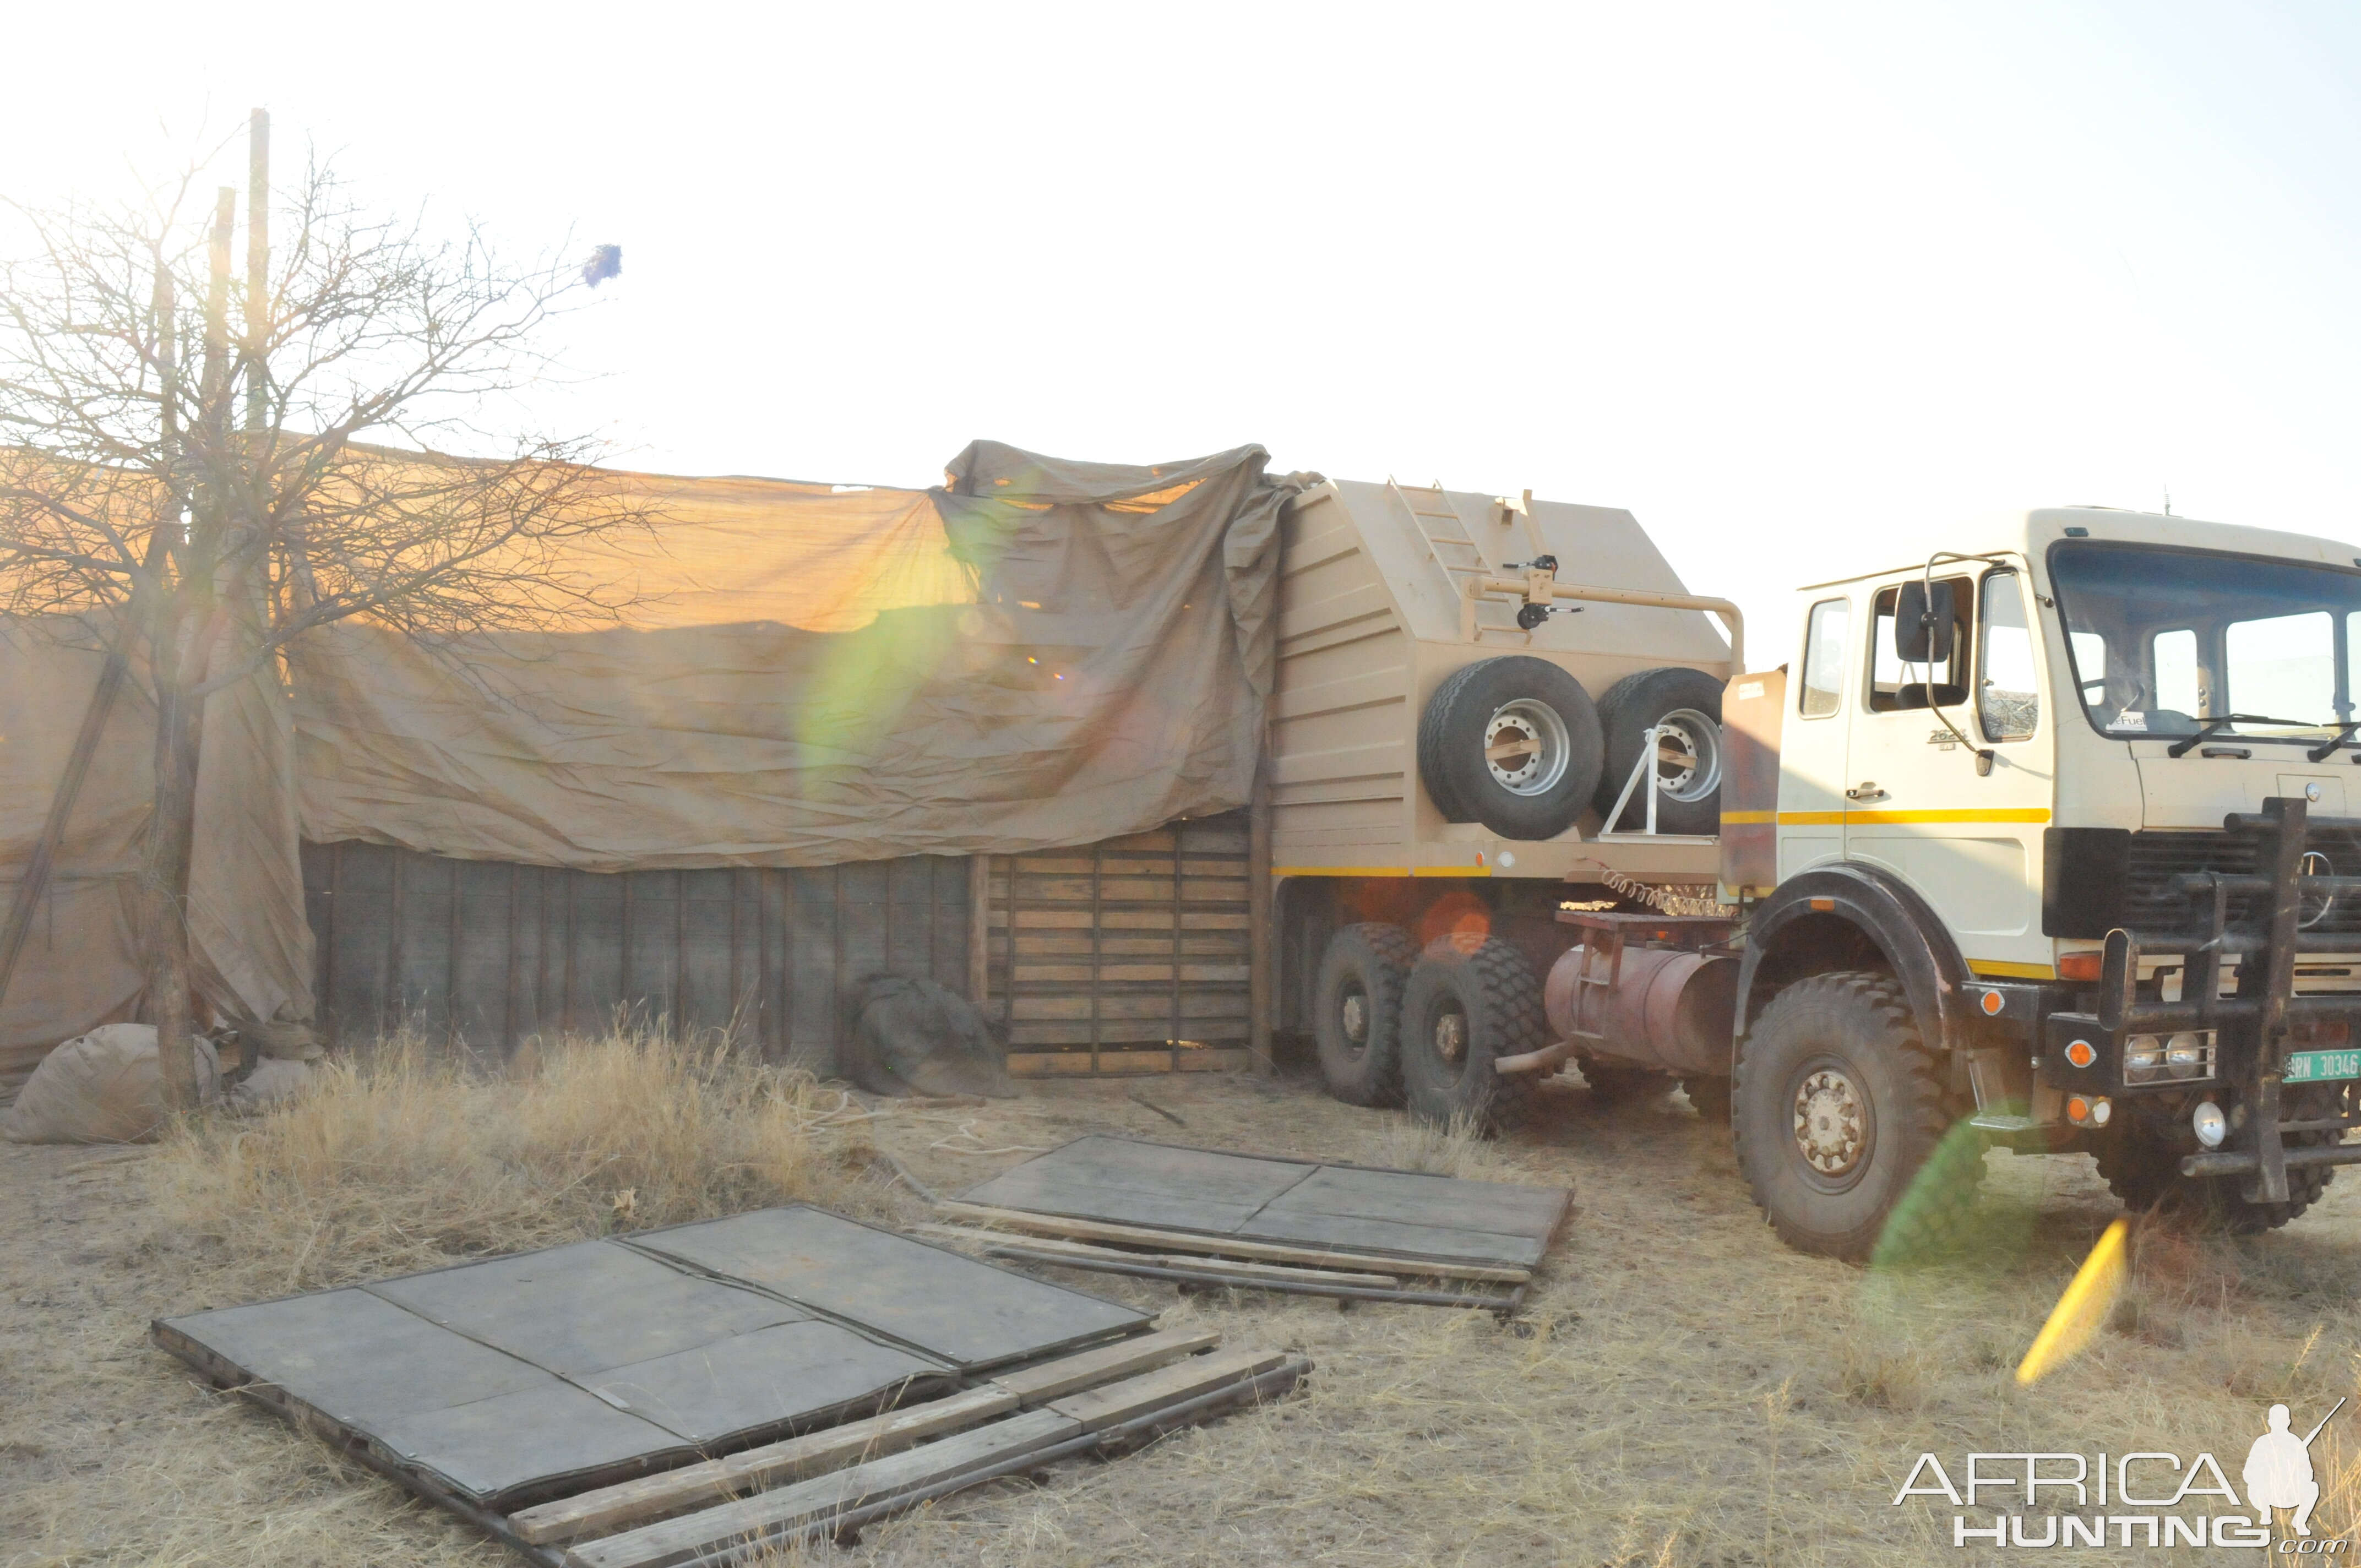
top-left (2050, 541), bottom-right (2361, 739)
top-left (2071, 631), bottom-right (2109, 709)
top-left (1799, 598), bottom-right (1849, 717)
top-left (2152, 627), bottom-right (2201, 716)
top-left (2227, 611), bottom-right (2335, 721)
top-left (1868, 576), bottom-right (1970, 712)
top-left (1977, 569), bottom-right (2038, 741)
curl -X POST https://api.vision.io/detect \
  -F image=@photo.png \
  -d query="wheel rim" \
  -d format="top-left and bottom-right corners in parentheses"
top-left (1484, 699), bottom-right (1571, 796)
top-left (1791, 1059), bottom-right (1871, 1188)
top-left (1653, 707), bottom-right (1722, 804)
top-left (1432, 1004), bottom-right (1470, 1077)
top-left (1339, 984), bottom-right (1370, 1057)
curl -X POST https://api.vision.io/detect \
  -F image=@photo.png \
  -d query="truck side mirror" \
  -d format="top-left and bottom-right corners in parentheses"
top-left (1895, 580), bottom-right (1955, 663)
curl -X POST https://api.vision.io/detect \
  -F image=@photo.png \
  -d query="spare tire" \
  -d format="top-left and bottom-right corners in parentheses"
top-left (1591, 666), bottom-right (1726, 836)
top-left (1418, 656), bottom-right (1604, 840)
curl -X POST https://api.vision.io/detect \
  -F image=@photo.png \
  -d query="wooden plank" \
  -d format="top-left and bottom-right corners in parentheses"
top-left (937, 1202), bottom-right (1531, 1285)
top-left (983, 1323), bottom-right (1223, 1404)
top-left (1010, 856), bottom-right (1098, 874)
top-left (1006, 1021), bottom-right (1097, 1045)
top-left (921, 1227), bottom-right (1399, 1290)
top-left (1006, 1050), bottom-right (1097, 1075)
top-left (565, 1408), bottom-right (1082, 1568)
top-left (1011, 996), bottom-right (1093, 1021)
top-left (508, 1386), bottom-right (1017, 1545)
top-left (1009, 908), bottom-right (1093, 928)
top-left (1011, 876), bottom-right (1101, 902)
top-left (1046, 1348), bottom-right (1291, 1433)
top-left (1092, 1049), bottom-right (1177, 1074)
top-left (514, 1323), bottom-right (1227, 1545)
top-left (1176, 1047), bottom-right (1254, 1072)
top-left (1011, 962), bottom-right (1098, 983)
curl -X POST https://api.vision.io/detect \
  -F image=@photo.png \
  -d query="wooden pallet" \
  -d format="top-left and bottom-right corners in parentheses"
top-left (922, 1219), bottom-right (1529, 1313)
top-left (493, 1326), bottom-right (1308, 1566)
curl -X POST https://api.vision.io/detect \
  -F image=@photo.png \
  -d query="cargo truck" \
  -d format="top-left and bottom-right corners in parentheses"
top-left (1269, 482), bottom-right (2361, 1257)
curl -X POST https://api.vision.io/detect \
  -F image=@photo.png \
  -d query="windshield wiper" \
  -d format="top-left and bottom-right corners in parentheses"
top-left (2308, 720), bottom-right (2361, 762)
top-left (2165, 714), bottom-right (2320, 759)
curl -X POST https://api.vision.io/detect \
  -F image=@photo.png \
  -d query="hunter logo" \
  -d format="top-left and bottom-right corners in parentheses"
top-left (1892, 1400), bottom-right (2348, 1550)
top-left (2247, 1400), bottom-right (2343, 1540)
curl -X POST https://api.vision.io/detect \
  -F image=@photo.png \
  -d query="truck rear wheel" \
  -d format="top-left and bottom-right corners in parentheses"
top-left (1575, 1054), bottom-right (1666, 1104)
top-left (1592, 666), bottom-right (1724, 836)
top-left (1681, 1075), bottom-right (1732, 1124)
top-left (1399, 935), bottom-right (1545, 1132)
top-left (1417, 656), bottom-right (1603, 840)
top-left (1734, 971), bottom-right (1979, 1260)
top-left (1313, 923), bottom-right (1415, 1107)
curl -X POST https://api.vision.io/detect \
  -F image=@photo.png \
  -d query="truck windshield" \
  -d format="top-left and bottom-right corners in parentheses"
top-left (2049, 541), bottom-right (2361, 741)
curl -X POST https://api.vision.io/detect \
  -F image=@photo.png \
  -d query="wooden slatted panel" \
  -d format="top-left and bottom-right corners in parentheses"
top-left (986, 812), bottom-right (1252, 1077)
top-left (301, 842), bottom-right (972, 1075)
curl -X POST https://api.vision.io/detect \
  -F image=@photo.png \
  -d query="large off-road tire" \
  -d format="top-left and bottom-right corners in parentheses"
top-left (1399, 935), bottom-right (1546, 1133)
top-left (1591, 667), bottom-right (1725, 836)
top-left (1734, 971), bottom-right (1982, 1260)
top-left (1682, 1075), bottom-right (1733, 1125)
top-left (1417, 656), bottom-right (1604, 840)
top-left (1312, 923), bottom-right (1415, 1107)
top-left (1575, 1054), bottom-right (1667, 1105)
top-left (2098, 1087), bottom-right (2343, 1233)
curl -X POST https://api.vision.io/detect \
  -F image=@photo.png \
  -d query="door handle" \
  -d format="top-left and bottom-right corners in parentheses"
top-left (1846, 782), bottom-right (1888, 802)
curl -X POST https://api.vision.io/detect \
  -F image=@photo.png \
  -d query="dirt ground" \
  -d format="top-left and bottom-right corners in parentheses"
top-left (7, 1054), bottom-right (2360, 1567)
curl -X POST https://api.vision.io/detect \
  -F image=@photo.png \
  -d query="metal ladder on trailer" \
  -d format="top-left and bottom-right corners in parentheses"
top-left (1388, 479), bottom-right (1526, 637)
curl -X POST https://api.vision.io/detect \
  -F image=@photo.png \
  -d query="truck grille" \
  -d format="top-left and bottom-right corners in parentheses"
top-left (2125, 828), bottom-right (2361, 941)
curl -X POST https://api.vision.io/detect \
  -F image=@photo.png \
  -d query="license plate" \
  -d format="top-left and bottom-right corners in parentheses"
top-left (2286, 1049), bottom-right (2361, 1084)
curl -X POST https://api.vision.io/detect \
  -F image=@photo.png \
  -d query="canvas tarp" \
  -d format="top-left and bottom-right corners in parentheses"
top-left (293, 442), bottom-right (1303, 869)
top-left (0, 609), bottom-right (313, 1074)
top-left (4, 442), bottom-right (1297, 1066)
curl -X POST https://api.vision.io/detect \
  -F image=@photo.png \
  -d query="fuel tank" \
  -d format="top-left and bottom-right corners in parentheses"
top-left (1543, 944), bottom-right (1739, 1076)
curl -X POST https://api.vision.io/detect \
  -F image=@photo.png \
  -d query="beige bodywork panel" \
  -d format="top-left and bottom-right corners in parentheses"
top-left (1271, 480), bottom-right (1732, 885)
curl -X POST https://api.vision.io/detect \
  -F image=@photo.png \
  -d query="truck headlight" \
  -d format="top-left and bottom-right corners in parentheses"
top-left (2164, 1032), bottom-right (2211, 1080)
top-left (2124, 1035), bottom-right (2164, 1084)
top-left (2193, 1101), bottom-right (2227, 1148)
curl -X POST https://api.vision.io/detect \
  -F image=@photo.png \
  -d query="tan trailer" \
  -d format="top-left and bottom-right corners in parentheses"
top-left (1265, 477), bottom-right (1753, 1114)
top-left (1270, 478), bottom-right (1742, 882)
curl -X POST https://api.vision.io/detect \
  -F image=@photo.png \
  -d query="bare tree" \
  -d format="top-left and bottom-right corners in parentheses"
top-left (0, 130), bottom-right (648, 1107)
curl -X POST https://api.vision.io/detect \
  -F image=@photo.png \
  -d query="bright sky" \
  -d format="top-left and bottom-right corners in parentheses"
top-left (7, 2), bottom-right (2359, 657)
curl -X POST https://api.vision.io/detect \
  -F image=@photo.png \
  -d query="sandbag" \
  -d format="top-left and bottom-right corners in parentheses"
top-left (846, 974), bottom-right (1019, 1099)
top-left (0, 1023), bottom-right (220, 1144)
top-left (224, 1055), bottom-right (314, 1114)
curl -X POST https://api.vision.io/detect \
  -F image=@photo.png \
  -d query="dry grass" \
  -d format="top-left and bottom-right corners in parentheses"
top-left (148, 1025), bottom-right (883, 1299)
top-left (7, 1054), bottom-right (2361, 1567)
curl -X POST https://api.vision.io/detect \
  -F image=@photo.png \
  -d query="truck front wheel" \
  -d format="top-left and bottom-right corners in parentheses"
top-left (1313, 923), bottom-right (1415, 1106)
top-left (1734, 971), bottom-right (1978, 1260)
top-left (1399, 935), bottom-right (1545, 1132)
top-left (2096, 1090), bottom-right (2342, 1232)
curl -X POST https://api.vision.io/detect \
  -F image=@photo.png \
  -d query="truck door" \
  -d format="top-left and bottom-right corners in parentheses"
top-left (1778, 594), bottom-right (1855, 878)
top-left (1843, 567), bottom-right (2053, 968)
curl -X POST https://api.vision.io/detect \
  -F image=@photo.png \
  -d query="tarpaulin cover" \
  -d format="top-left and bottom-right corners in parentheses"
top-left (2, 442), bottom-right (1298, 1064)
top-left (0, 609), bottom-right (312, 1074)
top-left (292, 442), bottom-right (1302, 870)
